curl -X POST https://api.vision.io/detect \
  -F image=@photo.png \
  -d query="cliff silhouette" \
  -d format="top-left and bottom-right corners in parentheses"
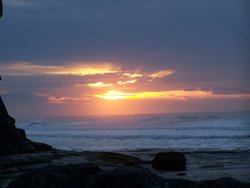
top-left (0, 0), bottom-right (3, 17)
top-left (0, 75), bottom-right (52, 155)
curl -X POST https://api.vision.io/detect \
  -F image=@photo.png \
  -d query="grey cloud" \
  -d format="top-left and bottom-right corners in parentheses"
top-left (212, 87), bottom-right (250, 95)
top-left (0, 1), bottom-right (249, 106)
top-left (1, 0), bottom-right (248, 66)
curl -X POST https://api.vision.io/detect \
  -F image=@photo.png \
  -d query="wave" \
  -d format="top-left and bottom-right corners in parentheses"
top-left (27, 133), bottom-right (250, 140)
top-left (16, 111), bottom-right (250, 152)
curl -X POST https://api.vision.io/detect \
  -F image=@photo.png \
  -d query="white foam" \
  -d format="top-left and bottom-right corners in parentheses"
top-left (16, 111), bottom-right (250, 152)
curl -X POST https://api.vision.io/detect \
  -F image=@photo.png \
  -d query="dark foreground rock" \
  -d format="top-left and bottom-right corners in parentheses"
top-left (79, 167), bottom-right (167, 188)
top-left (152, 152), bottom-right (186, 171)
top-left (6, 162), bottom-right (250, 188)
top-left (195, 177), bottom-right (250, 188)
top-left (0, 0), bottom-right (2, 17)
top-left (7, 164), bottom-right (167, 188)
top-left (0, 96), bottom-right (52, 155)
top-left (167, 177), bottom-right (250, 188)
top-left (7, 163), bottom-right (102, 188)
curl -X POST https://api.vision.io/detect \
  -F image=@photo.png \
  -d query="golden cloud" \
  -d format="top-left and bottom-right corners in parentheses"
top-left (96, 90), bottom-right (212, 100)
top-left (149, 70), bottom-right (175, 79)
top-left (87, 82), bottom-right (113, 88)
top-left (117, 79), bottom-right (137, 85)
top-left (0, 62), bottom-right (120, 76)
top-left (123, 73), bottom-right (143, 78)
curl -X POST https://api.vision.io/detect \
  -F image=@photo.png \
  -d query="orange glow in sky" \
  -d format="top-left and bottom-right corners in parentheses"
top-left (96, 90), bottom-right (213, 100)
top-left (0, 62), bottom-right (120, 76)
top-left (117, 79), bottom-right (137, 85)
top-left (1, 62), bottom-right (249, 116)
top-left (149, 70), bottom-right (175, 78)
top-left (87, 82), bottom-right (113, 87)
top-left (123, 73), bottom-right (143, 78)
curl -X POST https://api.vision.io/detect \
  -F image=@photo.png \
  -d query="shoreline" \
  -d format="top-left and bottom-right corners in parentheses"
top-left (1, 148), bottom-right (250, 187)
top-left (117, 149), bottom-right (250, 182)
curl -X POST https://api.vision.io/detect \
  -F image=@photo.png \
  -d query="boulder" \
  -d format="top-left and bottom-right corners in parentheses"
top-left (152, 152), bottom-right (186, 171)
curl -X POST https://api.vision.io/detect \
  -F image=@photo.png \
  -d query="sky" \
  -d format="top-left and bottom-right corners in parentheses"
top-left (0, 0), bottom-right (249, 118)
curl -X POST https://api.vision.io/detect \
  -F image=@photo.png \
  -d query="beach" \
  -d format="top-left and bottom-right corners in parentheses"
top-left (1, 149), bottom-right (250, 187)
top-left (1, 111), bottom-right (250, 187)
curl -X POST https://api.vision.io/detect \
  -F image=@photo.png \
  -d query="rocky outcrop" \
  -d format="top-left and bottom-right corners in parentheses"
top-left (0, 0), bottom-right (2, 17)
top-left (80, 166), bottom-right (167, 188)
top-left (0, 95), bottom-right (52, 155)
top-left (7, 163), bottom-right (102, 188)
top-left (6, 162), bottom-right (250, 188)
top-left (152, 152), bottom-right (186, 171)
top-left (195, 177), bottom-right (250, 188)
top-left (7, 165), bottom-right (167, 188)
top-left (166, 177), bottom-right (250, 188)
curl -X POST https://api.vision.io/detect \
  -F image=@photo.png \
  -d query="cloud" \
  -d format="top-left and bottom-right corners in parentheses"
top-left (5, 0), bottom-right (66, 7)
top-left (149, 70), bottom-right (175, 79)
top-left (96, 89), bottom-right (250, 100)
top-left (117, 79), bottom-right (137, 85)
top-left (123, 73), bottom-right (143, 78)
top-left (47, 96), bottom-right (79, 104)
top-left (6, 0), bottom-right (44, 7)
top-left (0, 62), bottom-right (120, 76)
top-left (0, 89), bottom-right (9, 94)
top-left (33, 92), bottom-right (91, 104)
top-left (87, 82), bottom-right (113, 88)
top-left (212, 87), bottom-right (250, 95)
top-left (96, 90), bottom-right (213, 100)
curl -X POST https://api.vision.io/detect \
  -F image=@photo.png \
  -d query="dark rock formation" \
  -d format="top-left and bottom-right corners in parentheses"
top-left (7, 165), bottom-right (167, 188)
top-left (0, 76), bottom-right (52, 155)
top-left (166, 177), bottom-right (250, 188)
top-left (7, 163), bottom-right (102, 188)
top-left (79, 166), bottom-right (167, 188)
top-left (0, 0), bottom-right (2, 17)
top-left (6, 162), bottom-right (250, 188)
top-left (195, 177), bottom-right (250, 188)
top-left (166, 179), bottom-right (196, 188)
top-left (0, 95), bottom-right (52, 155)
top-left (152, 152), bottom-right (186, 171)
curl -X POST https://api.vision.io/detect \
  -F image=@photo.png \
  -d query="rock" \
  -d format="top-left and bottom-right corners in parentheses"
top-left (0, 96), bottom-right (15, 129)
top-left (7, 163), bottom-right (101, 188)
top-left (0, 95), bottom-right (52, 155)
top-left (196, 177), bottom-right (250, 188)
top-left (152, 152), bottom-right (186, 171)
top-left (89, 152), bottom-right (142, 167)
top-left (166, 177), bottom-right (250, 188)
top-left (0, 0), bottom-right (2, 17)
top-left (79, 167), bottom-right (167, 188)
top-left (7, 165), bottom-right (167, 188)
top-left (167, 179), bottom-right (195, 188)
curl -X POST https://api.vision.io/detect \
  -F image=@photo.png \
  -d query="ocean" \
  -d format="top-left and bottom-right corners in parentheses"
top-left (16, 111), bottom-right (250, 152)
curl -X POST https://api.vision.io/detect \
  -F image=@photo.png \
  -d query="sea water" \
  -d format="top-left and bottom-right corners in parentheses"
top-left (16, 111), bottom-right (250, 152)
